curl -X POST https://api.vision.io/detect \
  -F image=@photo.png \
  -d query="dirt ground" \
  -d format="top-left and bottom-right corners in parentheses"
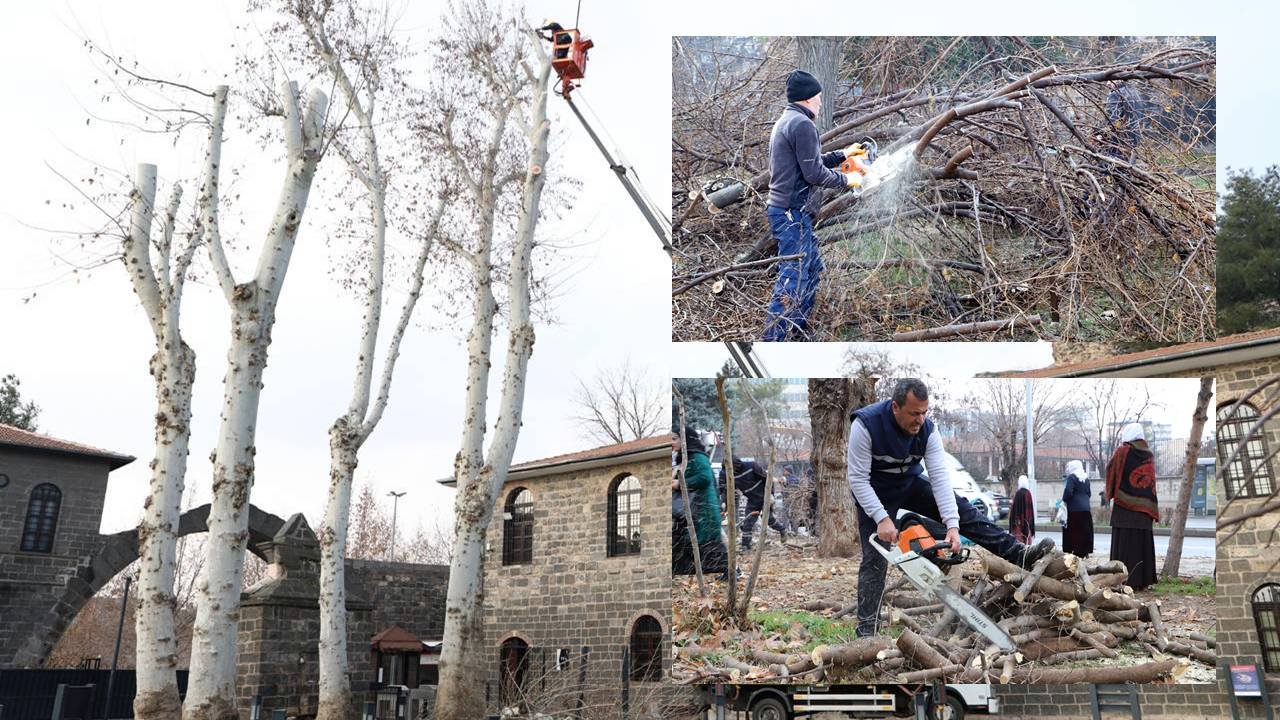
top-left (672, 535), bottom-right (1216, 685)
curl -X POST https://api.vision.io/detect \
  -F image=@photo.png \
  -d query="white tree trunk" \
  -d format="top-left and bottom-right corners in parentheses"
top-left (183, 82), bottom-right (326, 720)
top-left (126, 161), bottom-right (199, 720)
top-left (435, 49), bottom-right (551, 720)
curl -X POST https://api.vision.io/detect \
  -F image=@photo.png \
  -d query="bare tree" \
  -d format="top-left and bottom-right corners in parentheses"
top-left (1162, 377), bottom-right (1213, 577)
top-left (1073, 379), bottom-right (1153, 476)
top-left (183, 79), bottom-right (328, 720)
top-left (808, 377), bottom-right (874, 557)
top-left (572, 360), bottom-right (666, 444)
top-left (433, 3), bottom-right (560, 716)
top-left (966, 380), bottom-right (1075, 495)
top-left (123, 150), bottom-right (205, 720)
top-left (796, 37), bottom-right (841, 132)
top-left (248, 3), bottom-right (452, 716)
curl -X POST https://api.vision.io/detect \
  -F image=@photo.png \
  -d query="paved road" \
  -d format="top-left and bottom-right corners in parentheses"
top-left (1032, 526), bottom-right (1215, 559)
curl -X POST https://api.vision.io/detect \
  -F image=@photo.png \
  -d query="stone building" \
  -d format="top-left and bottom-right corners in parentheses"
top-left (0, 422), bottom-right (450, 720)
top-left (443, 434), bottom-right (676, 717)
top-left (991, 329), bottom-right (1280, 718)
top-left (0, 423), bottom-right (134, 665)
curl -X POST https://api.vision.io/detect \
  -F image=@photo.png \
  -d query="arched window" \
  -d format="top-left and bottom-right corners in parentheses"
top-left (502, 487), bottom-right (533, 565)
top-left (1253, 584), bottom-right (1280, 671)
top-left (1218, 402), bottom-right (1276, 499)
top-left (607, 474), bottom-right (642, 557)
top-left (498, 637), bottom-right (530, 706)
top-left (21, 483), bottom-right (61, 553)
top-left (629, 614), bottom-right (663, 681)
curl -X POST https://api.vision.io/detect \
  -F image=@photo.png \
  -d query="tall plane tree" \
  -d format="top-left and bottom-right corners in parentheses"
top-left (432, 3), bottom-right (561, 717)
top-left (259, 2), bottom-right (451, 717)
top-left (183, 80), bottom-right (328, 720)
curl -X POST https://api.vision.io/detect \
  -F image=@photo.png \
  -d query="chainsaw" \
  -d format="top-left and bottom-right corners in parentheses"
top-left (840, 139), bottom-right (877, 191)
top-left (869, 513), bottom-right (1017, 652)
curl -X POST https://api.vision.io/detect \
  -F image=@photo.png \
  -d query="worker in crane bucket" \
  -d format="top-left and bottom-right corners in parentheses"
top-left (848, 378), bottom-right (1056, 637)
top-left (761, 70), bottom-right (861, 341)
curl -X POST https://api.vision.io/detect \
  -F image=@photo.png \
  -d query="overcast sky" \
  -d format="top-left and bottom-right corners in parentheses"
top-left (0, 0), bottom-right (670, 534)
top-left (1, 0), bottom-right (1242, 538)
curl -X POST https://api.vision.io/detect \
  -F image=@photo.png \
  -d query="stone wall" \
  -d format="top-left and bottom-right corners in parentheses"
top-left (0, 447), bottom-right (113, 665)
top-left (348, 559), bottom-right (450, 642)
top-left (482, 454), bottom-right (672, 717)
top-left (993, 683), bottom-right (1232, 719)
top-left (233, 515), bottom-right (450, 720)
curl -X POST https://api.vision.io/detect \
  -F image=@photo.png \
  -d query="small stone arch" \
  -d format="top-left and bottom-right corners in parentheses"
top-left (9, 503), bottom-right (286, 667)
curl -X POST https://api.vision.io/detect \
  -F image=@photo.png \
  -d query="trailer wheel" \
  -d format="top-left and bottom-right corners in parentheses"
top-left (929, 694), bottom-right (966, 720)
top-left (750, 695), bottom-right (789, 720)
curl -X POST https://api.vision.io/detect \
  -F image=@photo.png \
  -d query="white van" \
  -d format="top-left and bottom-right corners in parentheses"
top-left (923, 451), bottom-right (999, 522)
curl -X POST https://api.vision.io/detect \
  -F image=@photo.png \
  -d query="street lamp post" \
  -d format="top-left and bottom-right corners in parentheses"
top-left (387, 490), bottom-right (407, 561)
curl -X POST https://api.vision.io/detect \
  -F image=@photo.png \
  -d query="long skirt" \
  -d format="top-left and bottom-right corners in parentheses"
top-left (1063, 510), bottom-right (1094, 557)
top-left (1110, 526), bottom-right (1158, 590)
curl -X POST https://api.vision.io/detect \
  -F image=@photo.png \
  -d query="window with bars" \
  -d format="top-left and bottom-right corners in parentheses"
top-left (498, 637), bottom-right (530, 705)
top-left (1218, 402), bottom-right (1276, 500)
top-left (502, 487), bottom-right (533, 565)
top-left (20, 483), bottom-right (61, 553)
top-left (1254, 584), bottom-right (1280, 672)
top-left (607, 474), bottom-right (642, 557)
top-left (629, 615), bottom-right (663, 682)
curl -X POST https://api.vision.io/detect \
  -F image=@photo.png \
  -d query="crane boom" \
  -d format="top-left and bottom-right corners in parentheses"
top-left (563, 94), bottom-right (673, 255)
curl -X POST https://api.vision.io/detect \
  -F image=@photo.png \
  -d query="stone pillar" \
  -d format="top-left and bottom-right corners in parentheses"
top-left (235, 513), bottom-right (373, 720)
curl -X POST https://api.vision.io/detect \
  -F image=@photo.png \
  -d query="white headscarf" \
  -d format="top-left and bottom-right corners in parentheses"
top-left (1065, 460), bottom-right (1086, 482)
top-left (1017, 475), bottom-right (1029, 490)
top-left (1120, 422), bottom-right (1146, 444)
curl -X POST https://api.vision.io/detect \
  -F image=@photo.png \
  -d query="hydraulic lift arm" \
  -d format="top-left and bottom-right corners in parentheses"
top-left (562, 94), bottom-right (673, 255)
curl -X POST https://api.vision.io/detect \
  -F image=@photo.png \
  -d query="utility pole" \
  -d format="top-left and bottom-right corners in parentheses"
top-left (1025, 379), bottom-right (1036, 518)
top-left (102, 574), bottom-right (131, 720)
top-left (387, 490), bottom-right (407, 561)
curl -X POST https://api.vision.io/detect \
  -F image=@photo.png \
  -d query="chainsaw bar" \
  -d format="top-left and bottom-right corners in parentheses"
top-left (870, 538), bottom-right (1017, 652)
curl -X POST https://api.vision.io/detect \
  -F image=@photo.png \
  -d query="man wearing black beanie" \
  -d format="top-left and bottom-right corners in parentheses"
top-left (763, 70), bottom-right (859, 341)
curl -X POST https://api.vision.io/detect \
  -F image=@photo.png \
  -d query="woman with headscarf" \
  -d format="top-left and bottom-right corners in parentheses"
top-left (1104, 422), bottom-right (1159, 590)
top-left (1061, 460), bottom-right (1094, 557)
top-left (1009, 475), bottom-right (1036, 544)
top-left (672, 426), bottom-right (729, 577)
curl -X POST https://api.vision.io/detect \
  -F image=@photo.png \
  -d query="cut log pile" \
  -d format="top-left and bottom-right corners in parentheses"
top-left (674, 548), bottom-right (1211, 685)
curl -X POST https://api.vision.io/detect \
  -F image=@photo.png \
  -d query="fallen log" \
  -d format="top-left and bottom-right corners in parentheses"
top-left (1037, 648), bottom-right (1105, 666)
top-left (749, 649), bottom-right (816, 677)
top-left (811, 637), bottom-right (894, 668)
top-left (899, 664), bottom-right (966, 683)
top-left (1003, 658), bottom-right (1184, 684)
top-left (897, 628), bottom-right (953, 670)
top-left (890, 314), bottom-right (1042, 341)
top-left (1189, 632), bottom-right (1216, 649)
top-left (1066, 553), bottom-right (1095, 593)
top-left (983, 552), bottom-right (1082, 601)
top-left (1087, 560), bottom-right (1128, 575)
top-left (1015, 552), bottom-right (1059, 602)
top-left (1070, 628), bottom-right (1119, 659)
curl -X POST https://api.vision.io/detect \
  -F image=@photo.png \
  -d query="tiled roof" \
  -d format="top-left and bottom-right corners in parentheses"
top-left (510, 434), bottom-right (675, 471)
top-left (1001, 327), bottom-right (1280, 378)
top-left (438, 434), bottom-right (674, 486)
top-left (0, 423), bottom-right (135, 470)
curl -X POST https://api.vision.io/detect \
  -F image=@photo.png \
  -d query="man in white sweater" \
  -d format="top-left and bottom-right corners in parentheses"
top-left (848, 379), bottom-right (1054, 637)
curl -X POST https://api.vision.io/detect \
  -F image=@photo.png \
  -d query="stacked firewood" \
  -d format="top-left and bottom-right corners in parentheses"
top-left (675, 548), bottom-right (1214, 685)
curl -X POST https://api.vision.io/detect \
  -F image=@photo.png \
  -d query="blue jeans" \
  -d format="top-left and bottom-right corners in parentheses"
top-left (762, 206), bottom-right (822, 341)
top-left (854, 474), bottom-right (1019, 636)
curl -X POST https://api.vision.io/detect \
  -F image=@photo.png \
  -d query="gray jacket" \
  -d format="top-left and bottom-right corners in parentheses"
top-left (767, 103), bottom-right (848, 216)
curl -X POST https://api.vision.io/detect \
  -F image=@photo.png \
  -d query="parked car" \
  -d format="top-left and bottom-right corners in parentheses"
top-left (993, 492), bottom-right (1011, 520)
top-left (923, 451), bottom-right (998, 522)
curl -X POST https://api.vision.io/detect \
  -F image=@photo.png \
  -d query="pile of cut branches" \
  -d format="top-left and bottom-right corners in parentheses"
top-left (672, 36), bottom-right (1216, 342)
top-left (672, 547), bottom-right (1215, 685)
